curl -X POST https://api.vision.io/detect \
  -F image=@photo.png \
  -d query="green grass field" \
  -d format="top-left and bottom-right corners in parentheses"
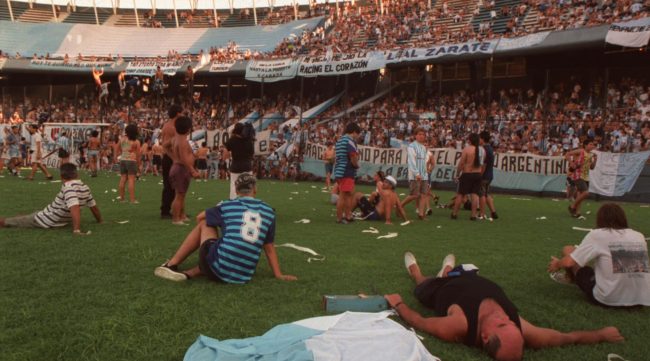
top-left (1, 170), bottom-right (649, 361)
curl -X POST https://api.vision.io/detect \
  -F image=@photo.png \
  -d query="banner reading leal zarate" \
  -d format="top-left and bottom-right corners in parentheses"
top-left (301, 143), bottom-right (648, 195)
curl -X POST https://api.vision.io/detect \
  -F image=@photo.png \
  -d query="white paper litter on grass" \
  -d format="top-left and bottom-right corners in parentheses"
top-left (321, 190), bottom-right (329, 193)
top-left (116, 220), bottom-right (130, 224)
top-left (197, 197), bottom-right (203, 200)
top-left (400, 221), bottom-right (411, 226)
top-left (510, 197), bottom-right (531, 201)
top-left (551, 199), bottom-right (560, 202)
top-left (311, 186), bottom-right (317, 188)
top-left (436, 225), bottom-right (442, 229)
top-left (294, 219), bottom-right (311, 224)
top-left (111, 189), bottom-right (117, 193)
top-left (362, 227), bottom-right (379, 234)
top-left (290, 191), bottom-right (299, 194)
top-left (289, 197), bottom-right (293, 200)
top-left (536, 216), bottom-right (547, 220)
top-left (50, 180), bottom-right (61, 183)
top-left (377, 232), bottom-right (398, 239)
top-left (276, 243), bottom-right (325, 262)
top-left (641, 205), bottom-right (650, 208)
top-left (578, 216), bottom-right (587, 220)
top-left (399, 193), bottom-right (406, 196)
top-left (104, 190), bottom-right (108, 193)
top-left (572, 226), bottom-right (592, 232)
top-left (293, 182), bottom-right (299, 185)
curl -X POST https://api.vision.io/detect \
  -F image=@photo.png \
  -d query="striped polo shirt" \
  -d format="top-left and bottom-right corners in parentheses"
top-left (407, 140), bottom-right (429, 181)
top-left (35, 180), bottom-right (97, 228)
top-left (333, 134), bottom-right (358, 179)
top-left (205, 197), bottom-right (276, 284)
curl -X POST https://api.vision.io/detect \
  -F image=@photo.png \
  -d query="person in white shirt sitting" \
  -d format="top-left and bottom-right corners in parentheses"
top-left (548, 203), bottom-right (650, 307)
top-left (0, 163), bottom-right (103, 235)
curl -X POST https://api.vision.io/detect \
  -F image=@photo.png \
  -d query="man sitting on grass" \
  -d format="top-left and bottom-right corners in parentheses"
top-left (0, 163), bottom-right (102, 234)
top-left (385, 252), bottom-right (624, 361)
top-left (155, 174), bottom-right (297, 283)
top-left (356, 176), bottom-right (409, 225)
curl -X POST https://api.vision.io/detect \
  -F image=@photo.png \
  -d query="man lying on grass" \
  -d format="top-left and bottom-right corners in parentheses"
top-left (385, 252), bottom-right (624, 361)
top-left (0, 163), bottom-right (103, 234)
top-left (155, 173), bottom-right (297, 283)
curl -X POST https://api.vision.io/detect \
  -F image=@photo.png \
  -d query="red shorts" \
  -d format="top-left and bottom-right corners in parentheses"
top-left (337, 177), bottom-right (355, 193)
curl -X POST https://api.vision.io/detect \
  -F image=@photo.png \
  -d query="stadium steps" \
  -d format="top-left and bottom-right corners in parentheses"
top-left (0, 1), bottom-right (29, 21)
top-left (113, 12), bottom-right (141, 27)
top-left (430, 0), bottom-right (476, 35)
top-left (62, 7), bottom-right (112, 25)
top-left (521, 7), bottom-right (554, 32)
top-left (152, 11), bottom-right (178, 28)
top-left (220, 9), bottom-right (268, 27)
top-left (18, 4), bottom-right (57, 23)
top-left (470, 0), bottom-right (525, 34)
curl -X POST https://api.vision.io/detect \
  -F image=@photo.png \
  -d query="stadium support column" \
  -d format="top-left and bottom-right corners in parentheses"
top-left (93, 0), bottom-right (99, 25)
top-left (603, 67), bottom-right (609, 122)
top-left (50, 0), bottom-right (58, 22)
top-left (212, 0), bottom-right (218, 27)
top-left (227, 78), bottom-right (231, 113)
top-left (173, 0), bottom-right (179, 28)
top-left (74, 84), bottom-right (78, 123)
top-left (133, 0), bottom-right (140, 27)
top-left (253, 0), bottom-right (258, 25)
top-left (299, 77), bottom-right (304, 125)
top-left (293, 0), bottom-right (297, 21)
top-left (6, 0), bottom-right (14, 22)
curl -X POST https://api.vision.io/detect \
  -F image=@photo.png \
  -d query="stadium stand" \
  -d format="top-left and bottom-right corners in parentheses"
top-left (62, 7), bottom-right (112, 25)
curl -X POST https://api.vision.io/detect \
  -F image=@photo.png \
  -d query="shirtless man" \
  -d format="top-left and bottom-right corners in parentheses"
top-left (160, 105), bottom-right (183, 219)
top-left (195, 142), bottom-right (210, 181)
top-left (151, 140), bottom-right (163, 176)
top-left (87, 130), bottom-right (101, 177)
top-left (322, 141), bottom-right (335, 189)
top-left (118, 71), bottom-right (126, 96)
top-left (169, 116), bottom-right (200, 225)
top-left (92, 67), bottom-right (103, 88)
top-left (359, 176), bottom-right (409, 225)
top-left (154, 66), bottom-right (165, 95)
top-left (451, 133), bottom-right (485, 220)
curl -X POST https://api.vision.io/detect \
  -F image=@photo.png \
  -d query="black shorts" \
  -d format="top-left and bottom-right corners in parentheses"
top-left (365, 210), bottom-right (383, 221)
top-left (575, 179), bottom-right (589, 192)
top-left (195, 159), bottom-right (208, 170)
top-left (58, 148), bottom-right (69, 158)
top-left (479, 179), bottom-right (491, 197)
top-left (198, 239), bottom-right (224, 283)
top-left (413, 277), bottom-right (452, 309)
top-left (218, 161), bottom-right (227, 170)
top-left (153, 155), bottom-right (162, 166)
top-left (566, 177), bottom-right (576, 187)
top-left (458, 172), bottom-right (482, 195)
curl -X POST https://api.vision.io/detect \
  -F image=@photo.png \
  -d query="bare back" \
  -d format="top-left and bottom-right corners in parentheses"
top-left (171, 134), bottom-right (194, 169)
top-left (461, 145), bottom-right (482, 174)
top-left (160, 120), bottom-right (177, 157)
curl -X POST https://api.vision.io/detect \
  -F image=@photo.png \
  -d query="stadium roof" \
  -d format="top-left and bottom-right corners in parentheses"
top-left (9, 0), bottom-right (325, 10)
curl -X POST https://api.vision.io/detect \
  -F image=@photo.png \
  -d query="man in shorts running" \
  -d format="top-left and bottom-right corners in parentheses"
top-left (565, 139), bottom-right (597, 218)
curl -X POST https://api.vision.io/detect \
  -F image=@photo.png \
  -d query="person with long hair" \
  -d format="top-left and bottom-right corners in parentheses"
top-left (117, 124), bottom-right (141, 204)
top-left (451, 133), bottom-right (485, 220)
top-left (548, 203), bottom-right (650, 307)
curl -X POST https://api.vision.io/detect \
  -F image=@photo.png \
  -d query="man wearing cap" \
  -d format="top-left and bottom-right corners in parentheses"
top-left (358, 175), bottom-right (409, 225)
top-left (155, 174), bottom-right (297, 283)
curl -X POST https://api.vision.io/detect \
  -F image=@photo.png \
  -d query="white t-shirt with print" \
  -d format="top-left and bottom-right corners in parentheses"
top-left (571, 228), bottom-right (650, 306)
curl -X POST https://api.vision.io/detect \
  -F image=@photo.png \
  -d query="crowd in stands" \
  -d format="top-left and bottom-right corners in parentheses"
top-left (2, 76), bottom-right (649, 160)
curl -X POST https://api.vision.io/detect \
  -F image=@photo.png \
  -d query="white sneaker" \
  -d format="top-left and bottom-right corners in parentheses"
top-left (436, 254), bottom-right (456, 278)
top-left (154, 263), bottom-right (188, 282)
top-left (404, 252), bottom-right (417, 275)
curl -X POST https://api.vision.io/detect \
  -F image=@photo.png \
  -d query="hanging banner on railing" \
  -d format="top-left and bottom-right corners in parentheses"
top-left (383, 41), bottom-right (497, 63)
top-left (496, 32), bottom-right (551, 51)
top-left (209, 60), bottom-right (237, 73)
top-left (589, 150), bottom-right (650, 197)
top-left (30, 59), bottom-right (116, 70)
top-left (605, 17), bottom-right (650, 48)
top-left (125, 60), bottom-right (186, 76)
top-left (206, 128), bottom-right (271, 155)
top-left (301, 144), bottom-right (649, 195)
top-left (298, 52), bottom-right (386, 77)
top-left (245, 58), bottom-right (300, 82)
top-left (40, 123), bottom-right (109, 168)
